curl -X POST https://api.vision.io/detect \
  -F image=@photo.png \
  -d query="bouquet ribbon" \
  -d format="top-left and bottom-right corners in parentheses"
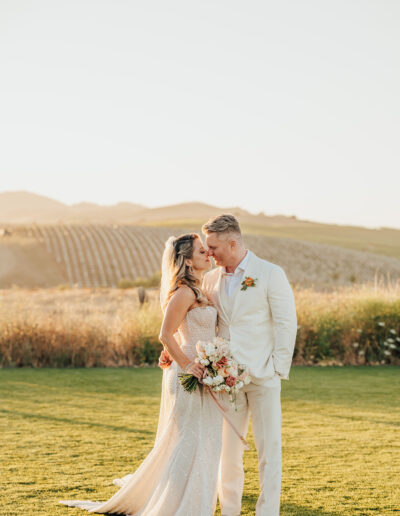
top-left (205, 386), bottom-right (250, 451)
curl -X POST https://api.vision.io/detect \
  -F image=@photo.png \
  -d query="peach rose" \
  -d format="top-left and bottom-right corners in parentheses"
top-left (216, 357), bottom-right (228, 368)
top-left (219, 367), bottom-right (230, 378)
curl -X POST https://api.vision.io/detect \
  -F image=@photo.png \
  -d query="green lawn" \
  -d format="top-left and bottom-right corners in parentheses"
top-left (1, 367), bottom-right (399, 515)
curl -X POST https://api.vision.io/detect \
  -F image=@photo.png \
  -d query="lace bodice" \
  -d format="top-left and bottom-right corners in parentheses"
top-left (178, 305), bottom-right (218, 361)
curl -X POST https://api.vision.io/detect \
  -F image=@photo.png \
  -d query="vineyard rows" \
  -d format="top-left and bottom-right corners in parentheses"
top-left (9, 224), bottom-right (400, 289)
top-left (17, 225), bottom-right (177, 287)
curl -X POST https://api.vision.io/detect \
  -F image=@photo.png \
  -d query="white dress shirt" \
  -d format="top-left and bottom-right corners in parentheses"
top-left (222, 250), bottom-right (250, 297)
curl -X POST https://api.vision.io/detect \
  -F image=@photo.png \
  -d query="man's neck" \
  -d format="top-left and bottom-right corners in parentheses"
top-left (225, 248), bottom-right (248, 274)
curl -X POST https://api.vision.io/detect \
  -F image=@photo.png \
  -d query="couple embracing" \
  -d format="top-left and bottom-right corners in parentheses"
top-left (59, 214), bottom-right (298, 516)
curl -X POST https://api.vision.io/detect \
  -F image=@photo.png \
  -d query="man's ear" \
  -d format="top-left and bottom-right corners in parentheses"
top-left (230, 239), bottom-right (237, 251)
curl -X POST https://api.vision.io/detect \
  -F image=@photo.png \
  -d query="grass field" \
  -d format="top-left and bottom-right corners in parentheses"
top-left (1, 366), bottom-right (399, 515)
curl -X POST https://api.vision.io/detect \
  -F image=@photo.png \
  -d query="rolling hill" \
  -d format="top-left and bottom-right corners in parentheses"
top-left (1, 191), bottom-right (399, 260)
top-left (0, 191), bottom-right (399, 289)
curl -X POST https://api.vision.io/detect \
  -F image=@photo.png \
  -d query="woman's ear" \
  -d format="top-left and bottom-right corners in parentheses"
top-left (185, 259), bottom-right (193, 267)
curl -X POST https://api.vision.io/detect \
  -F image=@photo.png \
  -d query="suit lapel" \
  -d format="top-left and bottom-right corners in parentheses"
top-left (230, 251), bottom-right (255, 320)
top-left (214, 268), bottom-right (229, 322)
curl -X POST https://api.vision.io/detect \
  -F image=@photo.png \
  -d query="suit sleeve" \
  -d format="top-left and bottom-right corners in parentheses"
top-left (266, 265), bottom-right (297, 380)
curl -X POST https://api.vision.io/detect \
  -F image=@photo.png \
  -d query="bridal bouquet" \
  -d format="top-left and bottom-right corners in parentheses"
top-left (178, 336), bottom-right (250, 408)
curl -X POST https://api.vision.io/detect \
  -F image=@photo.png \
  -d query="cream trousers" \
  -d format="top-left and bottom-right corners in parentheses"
top-left (218, 376), bottom-right (282, 516)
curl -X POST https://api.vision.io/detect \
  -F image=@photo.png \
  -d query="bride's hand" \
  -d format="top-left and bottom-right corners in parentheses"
top-left (186, 362), bottom-right (206, 381)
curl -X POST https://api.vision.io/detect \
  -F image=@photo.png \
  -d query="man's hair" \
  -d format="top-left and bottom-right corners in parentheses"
top-left (202, 214), bottom-right (242, 238)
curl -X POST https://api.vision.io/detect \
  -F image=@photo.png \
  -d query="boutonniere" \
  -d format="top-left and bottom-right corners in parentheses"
top-left (241, 276), bottom-right (258, 291)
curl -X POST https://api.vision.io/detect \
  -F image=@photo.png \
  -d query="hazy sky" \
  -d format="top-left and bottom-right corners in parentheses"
top-left (1, 1), bottom-right (399, 228)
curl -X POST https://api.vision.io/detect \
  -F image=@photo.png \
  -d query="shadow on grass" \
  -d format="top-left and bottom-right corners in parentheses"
top-left (242, 495), bottom-right (343, 516)
top-left (280, 504), bottom-right (344, 515)
top-left (0, 409), bottom-right (152, 435)
top-left (328, 412), bottom-right (400, 427)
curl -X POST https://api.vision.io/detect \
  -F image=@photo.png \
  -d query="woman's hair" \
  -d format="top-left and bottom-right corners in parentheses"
top-left (163, 233), bottom-right (209, 310)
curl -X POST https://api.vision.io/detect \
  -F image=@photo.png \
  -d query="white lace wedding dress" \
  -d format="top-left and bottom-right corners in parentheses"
top-left (59, 305), bottom-right (223, 515)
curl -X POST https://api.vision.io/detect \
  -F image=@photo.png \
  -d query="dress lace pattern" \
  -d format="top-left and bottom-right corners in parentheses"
top-left (58, 306), bottom-right (223, 516)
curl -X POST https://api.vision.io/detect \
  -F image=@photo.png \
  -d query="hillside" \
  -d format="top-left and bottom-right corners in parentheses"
top-left (0, 224), bottom-right (399, 290)
top-left (1, 191), bottom-right (399, 259)
top-left (0, 191), bottom-right (145, 225)
top-left (0, 192), bottom-right (300, 226)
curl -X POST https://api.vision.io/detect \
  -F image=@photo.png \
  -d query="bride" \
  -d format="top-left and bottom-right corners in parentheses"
top-left (59, 233), bottom-right (224, 515)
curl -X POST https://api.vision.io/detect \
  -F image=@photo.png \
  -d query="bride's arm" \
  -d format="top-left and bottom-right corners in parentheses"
top-left (159, 286), bottom-right (205, 380)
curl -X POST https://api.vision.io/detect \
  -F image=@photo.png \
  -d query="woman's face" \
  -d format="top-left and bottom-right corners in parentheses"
top-left (189, 237), bottom-right (212, 272)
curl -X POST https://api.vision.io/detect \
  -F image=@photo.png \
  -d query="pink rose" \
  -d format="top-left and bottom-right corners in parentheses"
top-left (225, 376), bottom-right (236, 387)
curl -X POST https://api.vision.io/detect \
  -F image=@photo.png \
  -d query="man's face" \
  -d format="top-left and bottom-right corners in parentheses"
top-left (205, 232), bottom-right (233, 267)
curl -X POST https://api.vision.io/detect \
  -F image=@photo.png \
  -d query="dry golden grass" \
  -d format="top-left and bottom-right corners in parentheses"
top-left (0, 284), bottom-right (399, 368)
top-left (294, 282), bottom-right (400, 365)
top-left (0, 288), bottom-right (162, 367)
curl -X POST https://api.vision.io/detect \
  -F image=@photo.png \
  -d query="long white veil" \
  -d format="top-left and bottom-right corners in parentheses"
top-left (159, 236), bottom-right (176, 313)
top-left (156, 236), bottom-right (178, 444)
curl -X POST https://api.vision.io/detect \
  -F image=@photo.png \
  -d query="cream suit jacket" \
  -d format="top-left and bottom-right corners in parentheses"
top-left (202, 250), bottom-right (297, 384)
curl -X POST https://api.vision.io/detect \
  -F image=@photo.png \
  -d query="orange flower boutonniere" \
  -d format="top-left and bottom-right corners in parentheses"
top-left (241, 276), bottom-right (258, 291)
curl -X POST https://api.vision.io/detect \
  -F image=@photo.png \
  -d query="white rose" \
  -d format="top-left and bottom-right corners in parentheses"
top-left (213, 375), bottom-right (224, 385)
top-left (200, 358), bottom-right (210, 366)
top-left (203, 376), bottom-right (213, 386)
top-left (227, 367), bottom-right (238, 378)
top-left (206, 343), bottom-right (216, 356)
top-left (221, 344), bottom-right (230, 355)
top-left (196, 341), bottom-right (206, 354)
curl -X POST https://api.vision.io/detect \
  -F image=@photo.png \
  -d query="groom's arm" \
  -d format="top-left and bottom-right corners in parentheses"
top-left (266, 265), bottom-right (298, 380)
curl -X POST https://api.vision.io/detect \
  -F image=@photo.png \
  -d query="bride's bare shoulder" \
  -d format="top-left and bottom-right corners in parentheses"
top-left (169, 286), bottom-right (196, 306)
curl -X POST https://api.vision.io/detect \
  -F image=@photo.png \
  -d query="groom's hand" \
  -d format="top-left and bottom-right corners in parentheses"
top-left (158, 349), bottom-right (173, 369)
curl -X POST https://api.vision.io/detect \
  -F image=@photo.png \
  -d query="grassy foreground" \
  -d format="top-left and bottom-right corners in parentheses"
top-left (1, 367), bottom-right (399, 516)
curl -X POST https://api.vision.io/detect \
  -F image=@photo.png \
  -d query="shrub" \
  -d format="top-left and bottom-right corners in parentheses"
top-left (0, 284), bottom-right (399, 367)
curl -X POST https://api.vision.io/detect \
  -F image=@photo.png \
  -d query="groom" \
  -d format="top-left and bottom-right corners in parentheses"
top-left (201, 214), bottom-right (297, 516)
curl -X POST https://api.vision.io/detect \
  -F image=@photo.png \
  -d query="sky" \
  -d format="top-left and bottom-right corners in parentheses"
top-left (0, 0), bottom-right (399, 229)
